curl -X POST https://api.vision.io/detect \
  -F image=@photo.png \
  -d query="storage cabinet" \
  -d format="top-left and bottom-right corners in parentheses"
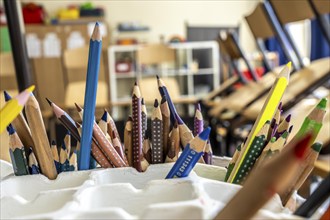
top-left (108, 41), bottom-right (220, 119)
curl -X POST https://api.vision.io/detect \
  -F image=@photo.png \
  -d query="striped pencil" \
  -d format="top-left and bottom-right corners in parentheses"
top-left (157, 75), bottom-right (182, 125)
top-left (76, 122), bottom-right (113, 168)
top-left (143, 132), bottom-right (152, 164)
top-left (26, 93), bottom-right (57, 180)
top-left (231, 120), bottom-right (270, 184)
top-left (132, 82), bottom-right (143, 171)
top-left (166, 127), bottom-right (210, 179)
top-left (79, 22), bottom-right (102, 170)
top-left (46, 98), bottom-right (80, 142)
top-left (275, 114), bottom-right (291, 139)
top-left (28, 148), bottom-right (40, 175)
top-left (124, 116), bottom-right (133, 166)
top-left (165, 121), bottom-right (180, 163)
top-left (76, 104), bottom-right (127, 168)
top-left (215, 134), bottom-right (311, 219)
top-left (141, 98), bottom-right (148, 136)
top-left (160, 96), bottom-right (170, 157)
top-left (151, 99), bottom-right (163, 164)
top-left (7, 124), bottom-right (29, 176)
top-left (4, 91), bottom-right (34, 158)
top-left (51, 140), bottom-right (60, 174)
top-left (0, 85), bottom-right (34, 133)
top-left (280, 142), bottom-right (323, 205)
top-left (227, 62), bottom-right (291, 183)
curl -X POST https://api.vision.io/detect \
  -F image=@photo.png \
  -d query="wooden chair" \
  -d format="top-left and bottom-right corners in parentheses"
top-left (207, 32), bottom-right (278, 118)
top-left (62, 46), bottom-right (109, 109)
top-left (309, 0), bottom-right (330, 44)
top-left (242, 2), bottom-right (330, 120)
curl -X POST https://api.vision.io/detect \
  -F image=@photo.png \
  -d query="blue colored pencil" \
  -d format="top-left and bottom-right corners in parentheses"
top-left (166, 127), bottom-right (211, 179)
top-left (79, 22), bottom-right (102, 170)
top-left (28, 148), bottom-right (40, 175)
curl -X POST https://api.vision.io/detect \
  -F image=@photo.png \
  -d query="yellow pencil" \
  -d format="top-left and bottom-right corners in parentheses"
top-left (0, 85), bottom-right (35, 133)
top-left (228, 62), bottom-right (291, 183)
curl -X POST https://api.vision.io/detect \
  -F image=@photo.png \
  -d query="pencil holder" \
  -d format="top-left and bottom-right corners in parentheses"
top-left (1, 159), bottom-right (302, 219)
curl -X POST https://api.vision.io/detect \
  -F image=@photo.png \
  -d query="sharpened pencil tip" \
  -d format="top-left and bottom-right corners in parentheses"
top-left (154, 99), bottom-right (159, 107)
top-left (141, 98), bottom-right (145, 105)
top-left (3, 90), bottom-right (11, 102)
top-left (198, 127), bottom-right (211, 141)
top-left (311, 142), bottom-right (323, 152)
top-left (286, 114), bottom-right (291, 122)
top-left (45, 98), bottom-right (52, 106)
top-left (316, 98), bottom-right (327, 110)
top-left (6, 124), bottom-right (15, 135)
top-left (91, 22), bottom-right (101, 41)
top-left (156, 75), bottom-right (159, 79)
top-left (161, 96), bottom-right (167, 104)
top-left (75, 121), bottom-right (81, 128)
top-left (101, 110), bottom-right (107, 121)
top-left (95, 21), bottom-right (100, 26)
top-left (288, 125), bottom-right (293, 133)
top-left (175, 113), bottom-right (184, 125)
top-left (134, 81), bottom-right (137, 86)
top-left (61, 142), bottom-right (67, 150)
top-left (195, 102), bottom-right (201, 111)
top-left (75, 103), bottom-right (82, 112)
top-left (26, 85), bottom-right (35, 93)
top-left (51, 140), bottom-right (56, 146)
top-left (278, 102), bottom-right (282, 110)
top-left (286, 61), bottom-right (292, 69)
top-left (282, 131), bottom-right (289, 139)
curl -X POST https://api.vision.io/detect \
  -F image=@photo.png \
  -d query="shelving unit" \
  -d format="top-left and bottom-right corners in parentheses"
top-left (108, 41), bottom-right (220, 119)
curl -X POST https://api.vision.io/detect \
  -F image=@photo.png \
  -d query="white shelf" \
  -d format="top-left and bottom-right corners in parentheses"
top-left (108, 41), bottom-right (220, 119)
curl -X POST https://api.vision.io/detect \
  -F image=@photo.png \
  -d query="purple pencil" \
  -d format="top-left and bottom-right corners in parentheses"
top-left (193, 102), bottom-right (204, 136)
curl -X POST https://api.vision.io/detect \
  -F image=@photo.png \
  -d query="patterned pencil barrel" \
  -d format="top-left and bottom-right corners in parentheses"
top-left (151, 99), bottom-right (163, 164)
top-left (231, 120), bottom-right (270, 184)
top-left (176, 115), bottom-right (194, 148)
top-left (141, 98), bottom-right (148, 135)
top-left (111, 131), bottom-right (128, 164)
top-left (7, 124), bottom-right (29, 176)
top-left (165, 122), bottom-right (180, 163)
top-left (132, 82), bottom-right (143, 171)
top-left (166, 127), bottom-right (210, 179)
top-left (224, 142), bottom-right (242, 182)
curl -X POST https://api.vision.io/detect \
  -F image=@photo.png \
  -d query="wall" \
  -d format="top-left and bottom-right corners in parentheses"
top-left (19, 0), bottom-right (259, 53)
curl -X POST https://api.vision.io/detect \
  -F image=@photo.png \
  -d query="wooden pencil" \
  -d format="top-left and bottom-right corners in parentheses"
top-left (165, 122), bottom-right (180, 163)
top-left (141, 98), bottom-right (148, 136)
top-left (268, 102), bottom-right (281, 139)
top-left (287, 98), bottom-right (327, 148)
top-left (224, 142), bottom-right (243, 182)
top-left (76, 103), bottom-right (127, 167)
top-left (231, 120), bottom-right (270, 184)
top-left (176, 114), bottom-right (194, 148)
top-left (166, 127), bottom-right (210, 179)
top-left (4, 91), bottom-right (34, 158)
top-left (215, 134), bottom-right (312, 219)
top-left (28, 147), bottom-right (40, 175)
top-left (143, 132), bottom-right (152, 164)
top-left (254, 131), bottom-right (289, 169)
top-left (51, 140), bottom-right (60, 174)
top-left (7, 124), bottom-right (29, 176)
top-left (98, 110), bottom-right (109, 136)
top-left (227, 62), bottom-right (291, 183)
top-left (64, 131), bottom-right (71, 156)
top-left (25, 93), bottom-right (57, 179)
top-left (59, 142), bottom-right (70, 172)
top-left (0, 85), bottom-right (34, 133)
top-left (160, 96), bottom-right (170, 158)
top-left (105, 111), bottom-right (129, 164)
top-left (76, 122), bottom-right (113, 168)
top-left (151, 99), bottom-right (163, 164)
top-left (111, 131), bottom-right (127, 163)
top-left (280, 142), bottom-right (323, 205)
top-left (80, 22), bottom-right (102, 170)
top-left (124, 116), bottom-right (133, 167)
top-left (69, 150), bottom-right (77, 171)
top-left (46, 98), bottom-right (80, 142)
top-left (157, 75), bottom-right (182, 125)
top-left (203, 141), bottom-right (213, 165)
top-left (194, 102), bottom-right (203, 136)
top-left (275, 114), bottom-right (291, 139)
top-left (132, 82), bottom-right (143, 171)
